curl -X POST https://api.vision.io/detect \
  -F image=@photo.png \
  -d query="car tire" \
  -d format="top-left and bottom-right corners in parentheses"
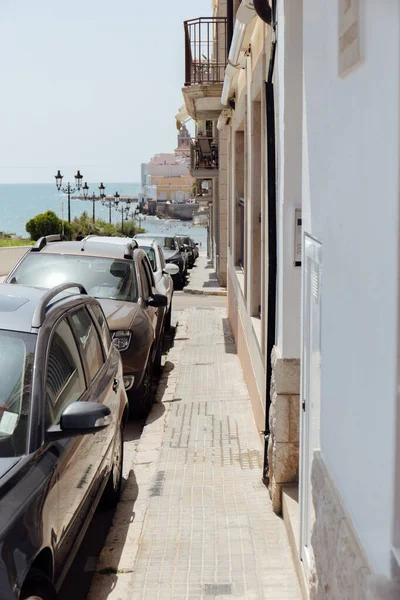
top-left (165, 305), bottom-right (172, 332)
top-left (20, 568), bottom-right (57, 600)
top-left (101, 424), bottom-right (123, 509)
top-left (129, 359), bottom-right (153, 419)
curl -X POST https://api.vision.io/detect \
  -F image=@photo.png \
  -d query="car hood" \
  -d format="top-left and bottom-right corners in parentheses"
top-left (0, 457), bottom-right (21, 481)
top-left (163, 249), bottom-right (180, 261)
top-left (98, 299), bottom-right (140, 331)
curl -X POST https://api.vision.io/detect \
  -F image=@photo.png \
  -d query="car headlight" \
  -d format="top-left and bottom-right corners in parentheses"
top-left (112, 330), bottom-right (131, 352)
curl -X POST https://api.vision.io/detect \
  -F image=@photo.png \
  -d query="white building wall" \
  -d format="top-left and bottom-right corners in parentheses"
top-left (303, 0), bottom-right (400, 576)
top-left (275, 0), bottom-right (302, 360)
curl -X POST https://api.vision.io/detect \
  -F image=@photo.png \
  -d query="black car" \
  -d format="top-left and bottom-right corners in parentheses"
top-left (135, 234), bottom-right (188, 289)
top-left (175, 235), bottom-right (198, 268)
top-left (0, 282), bottom-right (128, 599)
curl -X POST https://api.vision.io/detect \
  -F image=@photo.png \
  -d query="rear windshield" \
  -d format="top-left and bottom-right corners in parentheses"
top-left (9, 254), bottom-right (138, 302)
top-left (0, 330), bottom-right (36, 458)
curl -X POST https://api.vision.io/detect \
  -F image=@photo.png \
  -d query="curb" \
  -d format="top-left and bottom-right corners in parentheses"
top-left (183, 288), bottom-right (227, 297)
top-left (86, 315), bottom-right (189, 600)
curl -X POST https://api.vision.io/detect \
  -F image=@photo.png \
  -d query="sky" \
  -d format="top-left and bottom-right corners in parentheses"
top-left (0, 0), bottom-right (211, 184)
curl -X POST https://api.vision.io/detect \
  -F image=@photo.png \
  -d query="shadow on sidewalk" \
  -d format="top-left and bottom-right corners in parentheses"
top-left (58, 420), bottom-right (142, 600)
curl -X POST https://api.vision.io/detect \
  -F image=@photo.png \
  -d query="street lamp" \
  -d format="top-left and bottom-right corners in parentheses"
top-left (82, 182), bottom-right (106, 223)
top-left (134, 206), bottom-right (143, 230)
top-left (55, 169), bottom-right (83, 223)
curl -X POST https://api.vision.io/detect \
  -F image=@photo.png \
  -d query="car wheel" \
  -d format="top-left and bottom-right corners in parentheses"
top-left (165, 305), bottom-right (172, 331)
top-left (101, 424), bottom-right (123, 509)
top-left (20, 568), bottom-right (57, 600)
top-left (129, 359), bottom-right (153, 419)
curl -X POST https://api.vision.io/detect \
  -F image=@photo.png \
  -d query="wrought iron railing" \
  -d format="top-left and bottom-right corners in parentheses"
top-left (190, 137), bottom-right (219, 171)
top-left (184, 17), bottom-right (227, 86)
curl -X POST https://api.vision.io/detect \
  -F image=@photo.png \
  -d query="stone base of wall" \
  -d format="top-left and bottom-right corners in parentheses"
top-left (311, 451), bottom-right (373, 599)
top-left (268, 347), bottom-right (300, 514)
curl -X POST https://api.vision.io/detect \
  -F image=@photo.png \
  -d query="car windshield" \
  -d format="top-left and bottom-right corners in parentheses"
top-left (9, 254), bottom-right (138, 302)
top-left (0, 330), bottom-right (36, 458)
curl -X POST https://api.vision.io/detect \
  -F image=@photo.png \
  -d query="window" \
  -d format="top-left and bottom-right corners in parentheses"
top-left (144, 247), bottom-right (157, 272)
top-left (71, 308), bottom-right (104, 382)
top-left (46, 320), bottom-right (86, 425)
top-left (157, 246), bottom-right (166, 270)
top-left (142, 258), bottom-right (155, 294)
top-left (0, 330), bottom-right (35, 457)
top-left (139, 262), bottom-right (152, 300)
top-left (88, 303), bottom-right (111, 354)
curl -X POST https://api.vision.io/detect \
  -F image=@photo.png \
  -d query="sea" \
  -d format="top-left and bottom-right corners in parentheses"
top-left (0, 183), bottom-right (208, 247)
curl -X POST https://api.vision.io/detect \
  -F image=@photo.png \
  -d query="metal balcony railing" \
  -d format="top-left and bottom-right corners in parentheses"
top-left (184, 17), bottom-right (227, 86)
top-left (190, 137), bottom-right (219, 171)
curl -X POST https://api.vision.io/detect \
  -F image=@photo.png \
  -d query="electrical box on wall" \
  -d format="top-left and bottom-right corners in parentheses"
top-left (294, 208), bottom-right (302, 266)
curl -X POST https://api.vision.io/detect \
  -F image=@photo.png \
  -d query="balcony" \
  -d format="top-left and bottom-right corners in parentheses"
top-left (190, 136), bottom-right (219, 179)
top-left (183, 17), bottom-right (227, 120)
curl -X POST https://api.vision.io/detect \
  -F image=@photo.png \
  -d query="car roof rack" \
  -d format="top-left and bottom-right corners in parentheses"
top-left (31, 282), bottom-right (87, 328)
top-left (31, 234), bottom-right (67, 252)
top-left (124, 240), bottom-right (139, 259)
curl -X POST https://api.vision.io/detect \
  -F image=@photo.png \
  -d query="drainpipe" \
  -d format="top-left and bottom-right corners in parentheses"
top-left (254, 0), bottom-right (272, 24)
top-left (221, 0), bottom-right (256, 106)
top-left (263, 0), bottom-right (277, 481)
top-left (227, 0), bottom-right (234, 52)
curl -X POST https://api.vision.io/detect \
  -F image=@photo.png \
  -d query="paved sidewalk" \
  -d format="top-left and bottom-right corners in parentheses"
top-left (130, 308), bottom-right (301, 599)
top-left (184, 254), bottom-right (227, 296)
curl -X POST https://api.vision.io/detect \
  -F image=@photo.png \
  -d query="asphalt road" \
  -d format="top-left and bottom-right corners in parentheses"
top-left (58, 289), bottom-right (226, 600)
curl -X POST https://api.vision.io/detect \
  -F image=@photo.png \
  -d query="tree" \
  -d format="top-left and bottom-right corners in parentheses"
top-left (26, 210), bottom-right (71, 241)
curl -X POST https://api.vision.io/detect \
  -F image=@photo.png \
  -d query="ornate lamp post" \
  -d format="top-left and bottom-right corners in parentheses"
top-left (102, 190), bottom-right (115, 224)
top-left (54, 169), bottom-right (83, 223)
top-left (82, 182), bottom-right (106, 223)
top-left (134, 206), bottom-right (143, 230)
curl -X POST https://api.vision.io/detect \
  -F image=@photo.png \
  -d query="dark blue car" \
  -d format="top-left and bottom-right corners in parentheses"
top-left (0, 283), bottom-right (128, 599)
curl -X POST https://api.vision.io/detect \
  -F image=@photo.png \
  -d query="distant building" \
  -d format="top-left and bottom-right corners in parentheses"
top-left (141, 126), bottom-right (194, 202)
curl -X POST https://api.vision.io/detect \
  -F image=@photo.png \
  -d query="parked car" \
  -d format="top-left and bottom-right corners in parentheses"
top-left (175, 235), bottom-right (198, 268)
top-left (135, 234), bottom-right (188, 289)
top-left (0, 282), bottom-right (127, 600)
top-left (6, 235), bottom-right (167, 419)
top-left (133, 237), bottom-right (178, 331)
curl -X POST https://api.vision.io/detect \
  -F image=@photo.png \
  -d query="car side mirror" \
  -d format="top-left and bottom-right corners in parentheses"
top-left (148, 293), bottom-right (168, 308)
top-left (46, 402), bottom-right (111, 441)
top-left (164, 263), bottom-right (179, 276)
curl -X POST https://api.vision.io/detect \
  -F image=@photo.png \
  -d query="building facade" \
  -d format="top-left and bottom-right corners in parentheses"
top-left (181, 2), bottom-right (229, 285)
top-left (141, 127), bottom-right (194, 202)
top-left (200, 0), bottom-right (400, 598)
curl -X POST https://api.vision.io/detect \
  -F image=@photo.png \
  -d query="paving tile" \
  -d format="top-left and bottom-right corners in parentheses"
top-left (130, 307), bottom-right (301, 600)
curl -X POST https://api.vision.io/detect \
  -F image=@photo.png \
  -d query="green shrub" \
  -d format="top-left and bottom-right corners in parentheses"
top-left (26, 210), bottom-right (71, 241)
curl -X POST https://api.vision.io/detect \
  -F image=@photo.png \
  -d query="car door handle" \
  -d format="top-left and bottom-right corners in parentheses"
top-left (113, 378), bottom-right (119, 392)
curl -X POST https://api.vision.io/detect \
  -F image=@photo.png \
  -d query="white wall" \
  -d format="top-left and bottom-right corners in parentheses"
top-left (302, 0), bottom-right (400, 576)
top-left (275, 0), bottom-right (303, 359)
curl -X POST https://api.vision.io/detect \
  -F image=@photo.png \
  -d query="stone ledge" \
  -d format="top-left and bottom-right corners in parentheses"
top-left (183, 287), bottom-right (227, 296)
top-left (271, 347), bottom-right (300, 394)
top-left (282, 485), bottom-right (309, 600)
